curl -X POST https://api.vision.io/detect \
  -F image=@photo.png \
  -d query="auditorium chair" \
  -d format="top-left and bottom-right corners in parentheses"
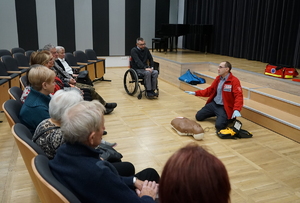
top-left (20, 75), bottom-right (28, 89)
top-left (13, 53), bottom-right (30, 69)
top-left (1, 55), bottom-right (28, 79)
top-left (0, 78), bottom-right (10, 111)
top-left (32, 155), bottom-right (81, 203)
top-left (0, 60), bottom-right (20, 88)
top-left (0, 49), bottom-right (11, 57)
top-left (11, 47), bottom-right (25, 54)
top-left (12, 123), bottom-right (47, 203)
top-left (25, 50), bottom-right (35, 63)
top-left (64, 52), bottom-right (86, 74)
top-left (85, 49), bottom-right (109, 82)
top-left (8, 86), bottom-right (23, 104)
top-left (73, 50), bottom-right (96, 81)
top-left (2, 99), bottom-right (22, 128)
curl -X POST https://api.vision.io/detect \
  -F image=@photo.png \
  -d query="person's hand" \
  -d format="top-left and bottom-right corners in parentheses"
top-left (231, 110), bottom-right (241, 119)
top-left (69, 78), bottom-right (76, 85)
top-left (134, 178), bottom-right (144, 191)
top-left (145, 68), bottom-right (153, 72)
top-left (135, 180), bottom-right (158, 200)
top-left (185, 91), bottom-right (195, 95)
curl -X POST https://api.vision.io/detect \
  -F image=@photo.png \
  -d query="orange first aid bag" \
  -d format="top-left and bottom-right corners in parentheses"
top-left (264, 64), bottom-right (298, 79)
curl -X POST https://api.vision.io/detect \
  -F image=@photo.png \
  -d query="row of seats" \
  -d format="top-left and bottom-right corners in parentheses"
top-left (0, 47), bottom-right (108, 111)
top-left (3, 88), bottom-right (80, 202)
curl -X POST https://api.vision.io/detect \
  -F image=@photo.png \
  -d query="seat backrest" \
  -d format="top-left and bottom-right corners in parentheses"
top-left (1, 55), bottom-right (20, 71)
top-left (0, 61), bottom-right (10, 76)
top-left (32, 155), bottom-right (81, 203)
top-left (13, 53), bottom-right (30, 67)
top-left (11, 47), bottom-right (25, 54)
top-left (25, 50), bottom-right (35, 63)
top-left (2, 99), bottom-right (22, 128)
top-left (20, 75), bottom-right (28, 89)
top-left (73, 50), bottom-right (88, 63)
top-left (12, 123), bottom-right (47, 203)
top-left (0, 49), bottom-right (11, 57)
top-left (85, 49), bottom-right (97, 60)
top-left (8, 86), bottom-right (23, 103)
top-left (65, 52), bottom-right (78, 66)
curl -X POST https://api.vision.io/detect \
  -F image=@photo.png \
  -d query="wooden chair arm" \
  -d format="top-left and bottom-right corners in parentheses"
top-left (0, 76), bottom-right (11, 79)
top-left (7, 70), bottom-right (21, 73)
top-left (77, 62), bottom-right (88, 65)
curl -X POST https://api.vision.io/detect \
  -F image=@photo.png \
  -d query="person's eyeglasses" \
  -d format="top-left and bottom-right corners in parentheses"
top-left (138, 43), bottom-right (146, 46)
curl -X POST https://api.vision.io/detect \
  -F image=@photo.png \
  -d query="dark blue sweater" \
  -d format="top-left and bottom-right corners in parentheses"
top-left (49, 143), bottom-right (155, 203)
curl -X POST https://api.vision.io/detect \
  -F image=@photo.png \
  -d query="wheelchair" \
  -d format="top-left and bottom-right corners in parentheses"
top-left (123, 60), bottom-right (159, 100)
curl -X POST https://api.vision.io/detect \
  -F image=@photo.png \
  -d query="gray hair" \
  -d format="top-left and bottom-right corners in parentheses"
top-left (61, 100), bottom-right (106, 144)
top-left (49, 89), bottom-right (83, 122)
top-left (136, 37), bottom-right (144, 43)
top-left (43, 43), bottom-right (55, 51)
top-left (56, 46), bottom-right (64, 53)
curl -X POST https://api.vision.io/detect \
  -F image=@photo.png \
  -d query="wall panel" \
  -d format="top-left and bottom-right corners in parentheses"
top-left (74, 0), bottom-right (93, 51)
top-left (0, 0), bottom-right (18, 50)
top-left (15, 0), bottom-right (38, 50)
top-left (55, 0), bottom-right (75, 52)
top-left (109, 0), bottom-right (126, 56)
top-left (36, 0), bottom-right (57, 49)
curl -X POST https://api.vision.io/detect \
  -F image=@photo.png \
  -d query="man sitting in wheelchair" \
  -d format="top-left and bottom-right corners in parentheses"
top-left (131, 37), bottom-right (158, 98)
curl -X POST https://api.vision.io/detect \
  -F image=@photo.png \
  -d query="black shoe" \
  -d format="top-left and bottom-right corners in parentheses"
top-left (103, 131), bottom-right (107, 135)
top-left (105, 102), bottom-right (117, 109)
top-left (105, 108), bottom-right (114, 115)
top-left (146, 91), bottom-right (154, 97)
top-left (152, 90), bottom-right (158, 97)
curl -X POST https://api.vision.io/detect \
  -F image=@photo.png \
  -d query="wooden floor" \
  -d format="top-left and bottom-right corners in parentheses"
top-left (1, 51), bottom-right (300, 202)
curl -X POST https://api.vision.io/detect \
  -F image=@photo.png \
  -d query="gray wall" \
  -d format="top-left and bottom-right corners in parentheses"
top-left (0, 0), bottom-right (183, 55)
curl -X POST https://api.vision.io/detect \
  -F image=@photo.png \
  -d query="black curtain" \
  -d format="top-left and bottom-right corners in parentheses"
top-left (185, 0), bottom-right (300, 68)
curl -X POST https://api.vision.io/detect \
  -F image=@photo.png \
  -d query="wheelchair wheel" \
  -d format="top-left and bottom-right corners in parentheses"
top-left (123, 69), bottom-right (139, 96)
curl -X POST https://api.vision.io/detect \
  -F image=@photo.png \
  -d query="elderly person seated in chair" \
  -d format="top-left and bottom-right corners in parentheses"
top-left (131, 37), bottom-right (158, 98)
top-left (49, 100), bottom-right (160, 203)
top-left (43, 44), bottom-right (117, 114)
top-left (19, 65), bottom-right (56, 134)
top-left (33, 89), bottom-right (137, 175)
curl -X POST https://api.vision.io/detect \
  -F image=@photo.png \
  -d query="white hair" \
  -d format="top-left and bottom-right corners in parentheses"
top-left (61, 100), bottom-right (105, 144)
top-left (56, 46), bottom-right (64, 53)
top-left (49, 89), bottom-right (83, 122)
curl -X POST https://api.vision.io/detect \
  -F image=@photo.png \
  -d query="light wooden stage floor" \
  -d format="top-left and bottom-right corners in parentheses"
top-left (1, 51), bottom-right (300, 202)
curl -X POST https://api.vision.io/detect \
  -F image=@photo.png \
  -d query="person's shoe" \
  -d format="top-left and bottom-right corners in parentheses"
top-left (105, 103), bottom-right (117, 109)
top-left (146, 90), bottom-right (154, 97)
top-left (151, 90), bottom-right (158, 97)
top-left (105, 108), bottom-right (114, 115)
top-left (103, 130), bottom-right (107, 135)
top-left (101, 140), bottom-right (117, 147)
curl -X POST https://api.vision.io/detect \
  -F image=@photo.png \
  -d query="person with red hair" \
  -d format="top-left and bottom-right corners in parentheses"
top-left (159, 143), bottom-right (231, 203)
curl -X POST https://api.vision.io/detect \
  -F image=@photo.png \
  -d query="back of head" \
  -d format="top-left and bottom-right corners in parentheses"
top-left (61, 101), bottom-right (105, 144)
top-left (49, 89), bottom-right (83, 122)
top-left (28, 65), bottom-right (55, 91)
top-left (43, 43), bottom-right (55, 51)
top-left (159, 143), bottom-right (231, 203)
top-left (30, 50), bottom-right (51, 66)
